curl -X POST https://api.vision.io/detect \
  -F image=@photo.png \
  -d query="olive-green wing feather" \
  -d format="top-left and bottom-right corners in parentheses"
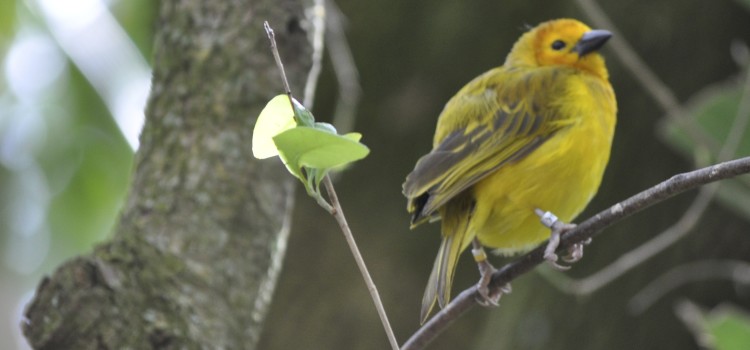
top-left (419, 191), bottom-right (474, 323)
top-left (403, 67), bottom-right (573, 225)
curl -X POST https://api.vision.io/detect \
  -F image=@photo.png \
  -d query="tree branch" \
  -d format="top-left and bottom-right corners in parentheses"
top-left (540, 184), bottom-right (717, 295)
top-left (401, 156), bottom-right (750, 350)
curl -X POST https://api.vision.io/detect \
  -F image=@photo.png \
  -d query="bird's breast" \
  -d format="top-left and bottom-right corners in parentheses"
top-left (470, 75), bottom-right (616, 252)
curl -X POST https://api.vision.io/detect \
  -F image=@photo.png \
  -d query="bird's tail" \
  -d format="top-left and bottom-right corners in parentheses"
top-left (420, 197), bottom-right (474, 324)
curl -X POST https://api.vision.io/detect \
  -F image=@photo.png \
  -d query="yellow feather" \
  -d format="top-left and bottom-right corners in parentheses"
top-left (403, 18), bottom-right (617, 322)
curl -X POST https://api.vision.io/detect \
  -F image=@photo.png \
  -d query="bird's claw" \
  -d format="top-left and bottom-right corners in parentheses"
top-left (476, 270), bottom-right (502, 307)
top-left (472, 239), bottom-right (508, 307)
top-left (476, 281), bottom-right (510, 307)
top-left (475, 267), bottom-right (510, 307)
top-left (535, 209), bottom-right (585, 270)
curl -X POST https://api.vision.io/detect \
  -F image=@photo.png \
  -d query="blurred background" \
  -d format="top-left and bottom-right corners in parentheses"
top-left (0, 0), bottom-right (153, 348)
top-left (2, 0), bottom-right (750, 349)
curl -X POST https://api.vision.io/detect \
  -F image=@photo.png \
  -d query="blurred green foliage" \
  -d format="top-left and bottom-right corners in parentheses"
top-left (0, 0), bottom-right (16, 40)
top-left (709, 307), bottom-right (750, 350)
top-left (681, 303), bottom-right (750, 350)
top-left (0, 1), bottom-right (155, 348)
top-left (0, 0), bottom-right (155, 267)
top-left (734, 0), bottom-right (750, 12)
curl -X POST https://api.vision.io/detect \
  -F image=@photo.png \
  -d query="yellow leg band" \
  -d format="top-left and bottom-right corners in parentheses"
top-left (472, 248), bottom-right (488, 262)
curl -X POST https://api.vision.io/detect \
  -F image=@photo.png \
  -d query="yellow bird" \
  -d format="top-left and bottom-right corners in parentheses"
top-left (403, 19), bottom-right (617, 323)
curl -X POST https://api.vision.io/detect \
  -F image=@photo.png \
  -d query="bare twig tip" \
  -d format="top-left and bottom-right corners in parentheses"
top-left (263, 21), bottom-right (274, 39)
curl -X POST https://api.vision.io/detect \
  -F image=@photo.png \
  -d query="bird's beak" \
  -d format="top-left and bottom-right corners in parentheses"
top-left (573, 30), bottom-right (612, 56)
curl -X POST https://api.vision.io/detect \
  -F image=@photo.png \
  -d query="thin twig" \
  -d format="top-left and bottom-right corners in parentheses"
top-left (401, 156), bottom-right (750, 350)
top-left (673, 300), bottom-right (713, 347)
top-left (575, 0), bottom-right (718, 153)
top-left (326, 0), bottom-right (362, 134)
top-left (303, 0), bottom-right (326, 107)
top-left (717, 67), bottom-right (750, 162)
top-left (263, 22), bottom-right (294, 107)
top-left (323, 176), bottom-right (400, 350)
top-left (263, 21), bottom-right (397, 349)
top-left (628, 260), bottom-right (750, 314)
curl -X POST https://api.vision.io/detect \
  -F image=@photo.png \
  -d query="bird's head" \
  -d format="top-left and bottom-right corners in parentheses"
top-left (506, 19), bottom-right (612, 80)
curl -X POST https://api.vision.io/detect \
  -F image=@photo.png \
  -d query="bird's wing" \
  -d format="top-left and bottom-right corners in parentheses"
top-left (403, 67), bottom-right (576, 225)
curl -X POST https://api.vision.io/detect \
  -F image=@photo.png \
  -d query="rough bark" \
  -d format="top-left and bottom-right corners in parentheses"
top-left (22, 1), bottom-right (312, 349)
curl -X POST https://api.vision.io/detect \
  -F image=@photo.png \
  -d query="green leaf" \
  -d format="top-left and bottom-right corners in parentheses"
top-left (705, 305), bottom-right (750, 350)
top-left (343, 132), bottom-right (363, 142)
top-left (273, 126), bottom-right (370, 171)
top-left (255, 95), bottom-right (368, 196)
top-left (252, 94), bottom-right (296, 159)
top-left (277, 149), bottom-right (307, 183)
top-left (272, 126), bottom-right (369, 195)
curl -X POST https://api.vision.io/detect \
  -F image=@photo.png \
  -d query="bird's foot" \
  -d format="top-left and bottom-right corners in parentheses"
top-left (535, 209), bottom-right (588, 271)
top-left (562, 237), bottom-right (592, 263)
top-left (471, 239), bottom-right (509, 306)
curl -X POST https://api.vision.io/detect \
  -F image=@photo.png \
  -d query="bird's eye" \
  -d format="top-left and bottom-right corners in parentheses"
top-left (551, 40), bottom-right (566, 51)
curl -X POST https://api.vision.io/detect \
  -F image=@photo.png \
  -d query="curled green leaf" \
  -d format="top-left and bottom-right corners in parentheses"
top-left (252, 94), bottom-right (296, 159)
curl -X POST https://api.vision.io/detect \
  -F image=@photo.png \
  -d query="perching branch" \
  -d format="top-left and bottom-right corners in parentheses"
top-left (401, 156), bottom-right (750, 350)
top-left (539, 184), bottom-right (717, 296)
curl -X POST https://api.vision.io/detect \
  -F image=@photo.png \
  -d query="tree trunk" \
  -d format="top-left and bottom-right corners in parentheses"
top-left (22, 0), bottom-right (313, 348)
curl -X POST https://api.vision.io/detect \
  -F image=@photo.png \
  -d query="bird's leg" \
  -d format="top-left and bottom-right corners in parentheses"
top-left (534, 209), bottom-right (585, 271)
top-left (472, 238), bottom-right (510, 306)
